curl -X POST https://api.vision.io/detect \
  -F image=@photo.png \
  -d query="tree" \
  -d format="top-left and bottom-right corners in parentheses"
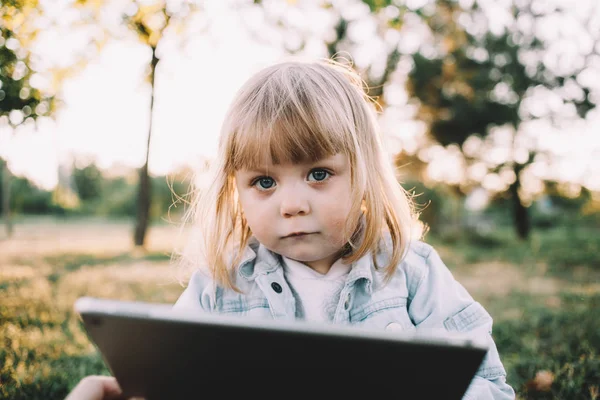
top-left (127, 1), bottom-right (204, 248)
top-left (78, 0), bottom-right (200, 248)
top-left (72, 162), bottom-right (103, 201)
top-left (126, 2), bottom-right (167, 248)
top-left (0, 1), bottom-right (54, 237)
top-left (393, 0), bottom-right (598, 239)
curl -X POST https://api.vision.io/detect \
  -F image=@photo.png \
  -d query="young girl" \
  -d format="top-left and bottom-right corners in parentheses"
top-left (170, 59), bottom-right (515, 399)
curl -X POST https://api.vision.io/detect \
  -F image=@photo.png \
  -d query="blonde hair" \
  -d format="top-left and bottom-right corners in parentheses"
top-left (177, 58), bottom-right (419, 290)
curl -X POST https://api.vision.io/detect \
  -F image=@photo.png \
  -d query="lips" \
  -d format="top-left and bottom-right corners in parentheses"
top-left (283, 232), bottom-right (314, 238)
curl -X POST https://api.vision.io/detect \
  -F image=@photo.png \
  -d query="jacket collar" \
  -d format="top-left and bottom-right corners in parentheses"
top-left (238, 237), bottom-right (281, 279)
top-left (237, 237), bottom-right (375, 294)
top-left (345, 250), bottom-right (374, 294)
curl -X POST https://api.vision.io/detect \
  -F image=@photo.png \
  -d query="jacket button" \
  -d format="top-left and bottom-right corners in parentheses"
top-left (386, 323), bottom-right (403, 331)
top-left (271, 282), bottom-right (283, 293)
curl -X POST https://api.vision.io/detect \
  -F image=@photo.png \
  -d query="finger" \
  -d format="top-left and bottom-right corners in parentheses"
top-left (96, 376), bottom-right (123, 399)
top-left (65, 375), bottom-right (123, 400)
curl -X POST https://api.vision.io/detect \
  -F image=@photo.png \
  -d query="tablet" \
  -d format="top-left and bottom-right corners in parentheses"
top-left (75, 296), bottom-right (488, 399)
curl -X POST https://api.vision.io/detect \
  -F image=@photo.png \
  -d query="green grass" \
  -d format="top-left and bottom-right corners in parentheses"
top-left (1, 248), bottom-right (184, 400)
top-left (427, 225), bottom-right (600, 399)
top-left (1, 220), bottom-right (599, 399)
top-left (493, 293), bottom-right (600, 399)
top-left (429, 225), bottom-right (600, 275)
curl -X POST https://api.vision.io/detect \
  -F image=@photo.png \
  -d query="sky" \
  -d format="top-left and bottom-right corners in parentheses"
top-left (2, 0), bottom-right (600, 195)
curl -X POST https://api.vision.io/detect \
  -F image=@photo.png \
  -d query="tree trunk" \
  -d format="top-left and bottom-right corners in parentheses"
top-left (2, 160), bottom-right (14, 238)
top-left (510, 164), bottom-right (530, 240)
top-left (134, 48), bottom-right (158, 248)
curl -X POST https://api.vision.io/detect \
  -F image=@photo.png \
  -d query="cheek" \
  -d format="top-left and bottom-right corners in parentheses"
top-left (238, 195), bottom-right (270, 235)
top-left (244, 210), bottom-right (264, 231)
top-left (321, 195), bottom-right (353, 230)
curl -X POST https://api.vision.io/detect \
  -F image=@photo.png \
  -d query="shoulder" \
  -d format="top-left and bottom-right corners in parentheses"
top-left (399, 240), bottom-right (436, 282)
top-left (404, 240), bottom-right (435, 261)
top-left (375, 237), bottom-right (436, 273)
top-left (401, 240), bottom-right (447, 283)
top-left (375, 238), bottom-right (446, 291)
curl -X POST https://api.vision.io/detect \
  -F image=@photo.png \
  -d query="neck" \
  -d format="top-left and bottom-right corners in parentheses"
top-left (301, 251), bottom-right (346, 275)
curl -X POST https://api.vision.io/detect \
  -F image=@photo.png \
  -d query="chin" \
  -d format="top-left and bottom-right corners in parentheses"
top-left (279, 251), bottom-right (313, 262)
top-left (281, 249), bottom-right (334, 263)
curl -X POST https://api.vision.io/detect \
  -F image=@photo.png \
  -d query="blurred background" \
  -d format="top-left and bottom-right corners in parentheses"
top-left (1, 0), bottom-right (599, 398)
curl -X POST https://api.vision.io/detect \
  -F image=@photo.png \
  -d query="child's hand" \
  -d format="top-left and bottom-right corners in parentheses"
top-left (64, 375), bottom-right (144, 400)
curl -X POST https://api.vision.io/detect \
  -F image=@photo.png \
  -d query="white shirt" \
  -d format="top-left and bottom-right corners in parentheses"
top-left (282, 256), bottom-right (351, 322)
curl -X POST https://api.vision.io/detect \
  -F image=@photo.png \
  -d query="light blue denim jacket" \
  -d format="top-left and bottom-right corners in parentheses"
top-left (174, 238), bottom-right (515, 399)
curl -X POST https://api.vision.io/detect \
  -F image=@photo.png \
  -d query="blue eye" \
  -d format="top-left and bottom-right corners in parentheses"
top-left (254, 177), bottom-right (275, 190)
top-left (308, 169), bottom-right (329, 182)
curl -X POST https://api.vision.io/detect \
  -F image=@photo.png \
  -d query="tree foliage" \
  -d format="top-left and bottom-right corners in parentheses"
top-left (384, 0), bottom-right (598, 238)
top-left (0, 1), bottom-right (52, 122)
top-left (0, 1), bottom-right (55, 236)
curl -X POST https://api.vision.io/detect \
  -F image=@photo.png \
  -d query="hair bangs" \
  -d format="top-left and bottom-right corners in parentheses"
top-left (229, 116), bottom-right (339, 171)
top-left (226, 66), bottom-right (356, 172)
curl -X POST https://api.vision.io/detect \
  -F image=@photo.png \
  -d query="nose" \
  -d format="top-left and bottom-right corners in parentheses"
top-left (279, 184), bottom-right (310, 217)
